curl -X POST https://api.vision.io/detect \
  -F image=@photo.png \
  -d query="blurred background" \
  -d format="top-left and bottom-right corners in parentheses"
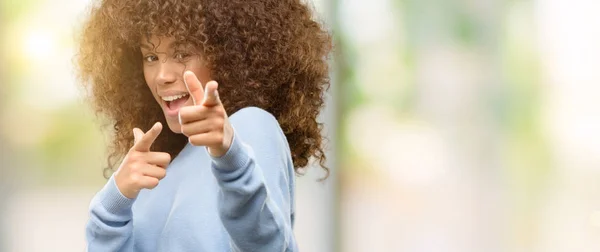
top-left (2, 0), bottom-right (600, 251)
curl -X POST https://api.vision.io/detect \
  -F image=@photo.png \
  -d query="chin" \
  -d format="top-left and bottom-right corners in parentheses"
top-left (165, 118), bottom-right (183, 134)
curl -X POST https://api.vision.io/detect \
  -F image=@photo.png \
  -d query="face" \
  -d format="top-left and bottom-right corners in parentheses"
top-left (140, 35), bottom-right (212, 133)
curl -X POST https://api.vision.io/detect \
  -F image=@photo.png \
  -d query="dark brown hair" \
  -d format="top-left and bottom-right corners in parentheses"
top-left (76, 0), bottom-right (331, 178)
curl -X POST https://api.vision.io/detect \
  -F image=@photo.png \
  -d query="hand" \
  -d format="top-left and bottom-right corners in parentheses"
top-left (179, 70), bottom-right (234, 157)
top-left (114, 122), bottom-right (171, 199)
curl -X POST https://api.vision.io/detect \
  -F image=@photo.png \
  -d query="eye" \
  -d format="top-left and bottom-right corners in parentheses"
top-left (174, 52), bottom-right (191, 61)
top-left (143, 55), bottom-right (158, 63)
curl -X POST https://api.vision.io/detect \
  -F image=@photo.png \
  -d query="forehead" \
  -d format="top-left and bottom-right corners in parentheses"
top-left (140, 35), bottom-right (177, 50)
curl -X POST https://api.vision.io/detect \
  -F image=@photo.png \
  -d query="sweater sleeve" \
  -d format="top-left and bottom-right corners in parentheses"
top-left (85, 175), bottom-right (136, 252)
top-left (210, 107), bottom-right (297, 252)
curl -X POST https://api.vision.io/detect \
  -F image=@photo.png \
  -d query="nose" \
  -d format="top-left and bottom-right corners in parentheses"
top-left (155, 60), bottom-right (179, 86)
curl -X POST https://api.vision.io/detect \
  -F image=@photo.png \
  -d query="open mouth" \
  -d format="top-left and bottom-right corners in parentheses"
top-left (162, 93), bottom-right (190, 115)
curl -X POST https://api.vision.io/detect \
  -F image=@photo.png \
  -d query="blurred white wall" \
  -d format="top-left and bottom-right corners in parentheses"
top-left (536, 0), bottom-right (600, 251)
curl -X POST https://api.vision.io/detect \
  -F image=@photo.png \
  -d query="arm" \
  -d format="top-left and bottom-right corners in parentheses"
top-left (85, 176), bottom-right (135, 252)
top-left (85, 123), bottom-right (169, 251)
top-left (179, 72), bottom-right (297, 251)
top-left (210, 107), bottom-right (297, 252)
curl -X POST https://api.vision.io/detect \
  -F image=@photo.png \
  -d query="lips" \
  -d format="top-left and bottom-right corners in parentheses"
top-left (160, 93), bottom-right (191, 117)
top-left (168, 93), bottom-right (189, 108)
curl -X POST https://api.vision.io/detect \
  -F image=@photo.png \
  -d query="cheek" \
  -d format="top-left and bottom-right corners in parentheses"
top-left (187, 60), bottom-right (212, 83)
top-left (196, 68), bottom-right (212, 84)
top-left (142, 68), bottom-right (151, 86)
top-left (142, 69), bottom-right (156, 93)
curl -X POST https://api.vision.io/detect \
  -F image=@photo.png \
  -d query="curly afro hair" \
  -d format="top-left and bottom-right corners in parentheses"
top-left (76, 0), bottom-right (332, 179)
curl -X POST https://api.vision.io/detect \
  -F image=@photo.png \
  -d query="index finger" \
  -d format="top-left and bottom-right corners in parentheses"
top-left (202, 81), bottom-right (221, 107)
top-left (134, 122), bottom-right (163, 152)
top-left (184, 71), bottom-right (204, 106)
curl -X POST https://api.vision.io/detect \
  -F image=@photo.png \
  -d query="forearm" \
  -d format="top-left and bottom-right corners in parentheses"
top-left (86, 176), bottom-right (135, 252)
top-left (211, 133), bottom-right (296, 251)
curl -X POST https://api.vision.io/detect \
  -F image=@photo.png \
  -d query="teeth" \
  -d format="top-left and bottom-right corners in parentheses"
top-left (162, 93), bottom-right (189, 102)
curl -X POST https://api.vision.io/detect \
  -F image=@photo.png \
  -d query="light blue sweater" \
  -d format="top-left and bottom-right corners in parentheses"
top-left (85, 107), bottom-right (298, 251)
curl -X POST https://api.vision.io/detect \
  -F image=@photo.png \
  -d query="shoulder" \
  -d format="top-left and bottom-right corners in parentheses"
top-left (229, 106), bottom-right (281, 135)
top-left (229, 106), bottom-right (277, 125)
top-left (228, 106), bottom-right (290, 152)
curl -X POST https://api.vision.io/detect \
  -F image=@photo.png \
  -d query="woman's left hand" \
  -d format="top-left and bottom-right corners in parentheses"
top-left (179, 71), bottom-right (234, 157)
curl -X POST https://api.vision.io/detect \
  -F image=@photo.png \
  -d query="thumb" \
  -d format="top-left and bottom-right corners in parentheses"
top-left (133, 128), bottom-right (144, 145)
top-left (202, 81), bottom-right (221, 107)
top-left (183, 70), bottom-right (204, 105)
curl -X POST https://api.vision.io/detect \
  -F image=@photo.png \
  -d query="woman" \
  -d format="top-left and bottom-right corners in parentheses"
top-left (77, 0), bottom-right (331, 251)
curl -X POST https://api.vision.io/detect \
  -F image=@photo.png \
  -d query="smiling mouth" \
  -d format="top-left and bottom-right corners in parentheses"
top-left (162, 93), bottom-right (190, 112)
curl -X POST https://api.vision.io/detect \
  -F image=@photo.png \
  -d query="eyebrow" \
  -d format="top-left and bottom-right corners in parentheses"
top-left (140, 41), bottom-right (179, 51)
top-left (140, 43), bottom-right (153, 50)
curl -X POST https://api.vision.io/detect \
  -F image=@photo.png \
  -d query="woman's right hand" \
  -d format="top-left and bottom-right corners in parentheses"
top-left (114, 122), bottom-right (172, 199)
